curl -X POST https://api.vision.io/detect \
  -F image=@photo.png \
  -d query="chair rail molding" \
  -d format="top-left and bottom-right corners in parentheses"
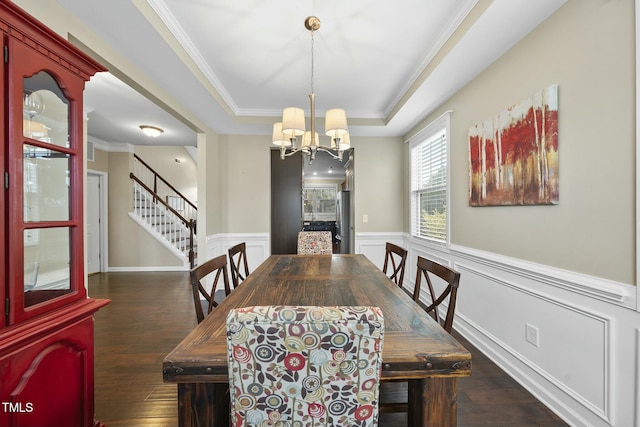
top-left (449, 244), bottom-right (635, 309)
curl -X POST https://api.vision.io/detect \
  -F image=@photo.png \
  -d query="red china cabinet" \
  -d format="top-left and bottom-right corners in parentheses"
top-left (0, 1), bottom-right (108, 426)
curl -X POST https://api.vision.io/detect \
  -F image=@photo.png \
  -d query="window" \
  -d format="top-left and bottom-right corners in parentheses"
top-left (302, 184), bottom-right (337, 221)
top-left (410, 112), bottom-right (451, 243)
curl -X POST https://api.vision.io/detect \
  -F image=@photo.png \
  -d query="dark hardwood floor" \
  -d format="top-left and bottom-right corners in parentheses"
top-left (89, 271), bottom-right (568, 427)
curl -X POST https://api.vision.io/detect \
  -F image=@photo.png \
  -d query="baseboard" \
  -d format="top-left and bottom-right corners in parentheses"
top-left (107, 266), bottom-right (187, 272)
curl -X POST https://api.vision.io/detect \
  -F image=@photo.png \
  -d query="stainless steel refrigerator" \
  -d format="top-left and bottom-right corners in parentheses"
top-left (336, 190), bottom-right (352, 254)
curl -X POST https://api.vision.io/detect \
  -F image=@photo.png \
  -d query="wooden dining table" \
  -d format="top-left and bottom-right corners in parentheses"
top-left (163, 254), bottom-right (472, 427)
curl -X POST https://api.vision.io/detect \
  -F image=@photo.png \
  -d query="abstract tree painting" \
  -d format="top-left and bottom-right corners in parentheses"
top-left (468, 85), bottom-right (558, 206)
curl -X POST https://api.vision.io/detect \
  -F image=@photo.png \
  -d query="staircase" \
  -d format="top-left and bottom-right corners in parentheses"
top-left (128, 155), bottom-right (197, 269)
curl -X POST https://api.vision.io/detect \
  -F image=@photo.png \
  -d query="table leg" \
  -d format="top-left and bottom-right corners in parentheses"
top-left (407, 378), bottom-right (458, 427)
top-left (177, 383), bottom-right (230, 427)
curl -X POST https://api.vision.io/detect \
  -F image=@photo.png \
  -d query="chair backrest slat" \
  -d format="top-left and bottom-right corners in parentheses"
top-left (189, 254), bottom-right (230, 323)
top-left (382, 242), bottom-right (407, 287)
top-left (412, 256), bottom-right (461, 333)
top-left (228, 242), bottom-right (250, 289)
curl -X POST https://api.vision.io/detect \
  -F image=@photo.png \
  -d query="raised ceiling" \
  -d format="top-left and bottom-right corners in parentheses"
top-left (50, 0), bottom-right (566, 150)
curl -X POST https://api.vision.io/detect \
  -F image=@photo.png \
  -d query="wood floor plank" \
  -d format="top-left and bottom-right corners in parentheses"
top-left (89, 271), bottom-right (568, 427)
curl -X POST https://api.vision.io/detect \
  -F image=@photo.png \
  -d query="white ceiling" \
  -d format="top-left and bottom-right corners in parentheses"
top-left (53, 0), bottom-right (566, 167)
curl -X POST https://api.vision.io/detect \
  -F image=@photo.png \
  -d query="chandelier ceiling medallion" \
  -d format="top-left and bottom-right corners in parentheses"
top-left (272, 16), bottom-right (350, 164)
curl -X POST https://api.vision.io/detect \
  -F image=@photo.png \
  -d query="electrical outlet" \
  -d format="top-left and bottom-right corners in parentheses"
top-left (525, 323), bottom-right (540, 347)
top-left (362, 214), bottom-right (368, 223)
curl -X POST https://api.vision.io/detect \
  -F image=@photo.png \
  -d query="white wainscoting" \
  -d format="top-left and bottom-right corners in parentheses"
top-left (193, 233), bottom-right (270, 295)
top-left (354, 232), bottom-right (407, 270)
top-left (205, 233), bottom-right (271, 273)
top-left (355, 232), bottom-right (639, 427)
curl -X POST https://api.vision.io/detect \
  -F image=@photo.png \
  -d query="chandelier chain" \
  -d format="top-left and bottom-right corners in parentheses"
top-left (310, 29), bottom-right (315, 94)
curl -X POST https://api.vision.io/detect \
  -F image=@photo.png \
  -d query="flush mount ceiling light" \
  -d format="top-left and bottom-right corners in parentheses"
top-left (272, 16), bottom-right (350, 165)
top-left (139, 125), bottom-right (164, 138)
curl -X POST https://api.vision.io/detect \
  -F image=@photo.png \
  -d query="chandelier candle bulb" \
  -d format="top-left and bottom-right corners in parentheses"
top-left (331, 133), bottom-right (351, 151)
top-left (301, 131), bottom-right (319, 148)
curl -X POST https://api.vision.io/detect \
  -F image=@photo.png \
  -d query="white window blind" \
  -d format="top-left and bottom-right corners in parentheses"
top-left (410, 123), bottom-right (448, 243)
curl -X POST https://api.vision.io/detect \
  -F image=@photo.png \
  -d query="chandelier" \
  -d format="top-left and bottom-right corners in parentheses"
top-left (272, 16), bottom-right (350, 164)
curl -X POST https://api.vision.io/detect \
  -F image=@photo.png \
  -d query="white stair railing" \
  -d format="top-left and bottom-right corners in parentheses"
top-left (130, 177), bottom-right (196, 267)
top-left (133, 154), bottom-right (197, 223)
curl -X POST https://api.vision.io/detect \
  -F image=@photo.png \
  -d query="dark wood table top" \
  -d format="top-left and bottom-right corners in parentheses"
top-left (163, 254), bottom-right (471, 383)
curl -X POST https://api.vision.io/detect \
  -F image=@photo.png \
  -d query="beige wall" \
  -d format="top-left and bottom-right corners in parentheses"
top-left (107, 151), bottom-right (182, 268)
top-left (352, 136), bottom-right (405, 233)
top-left (87, 146), bottom-right (109, 173)
top-left (134, 145), bottom-right (197, 203)
top-left (86, 145), bottom-right (198, 269)
top-left (407, 0), bottom-right (634, 284)
top-left (217, 135), bottom-right (271, 233)
top-left (212, 135), bottom-right (404, 235)
top-left (86, 147), bottom-right (190, 268)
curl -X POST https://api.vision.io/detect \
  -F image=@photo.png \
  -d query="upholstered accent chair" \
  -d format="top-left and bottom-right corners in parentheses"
top-left (297, 231), bottom-right (333, 255)
top-left (226, 305), bottom-right (385, 427)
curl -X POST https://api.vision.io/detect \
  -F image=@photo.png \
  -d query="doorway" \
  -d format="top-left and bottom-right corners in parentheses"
top-left (270, 149), bottom-right (354, 254)
top-left (87, 171), bottom-right (107, 274)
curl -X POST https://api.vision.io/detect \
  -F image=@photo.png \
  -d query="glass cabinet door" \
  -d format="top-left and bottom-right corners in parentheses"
top-left (7, 38), bottom-right (86, 324)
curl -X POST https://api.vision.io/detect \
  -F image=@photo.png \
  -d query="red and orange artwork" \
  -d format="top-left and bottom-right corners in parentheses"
top-left (468, 85), bottom-right (558, 206)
